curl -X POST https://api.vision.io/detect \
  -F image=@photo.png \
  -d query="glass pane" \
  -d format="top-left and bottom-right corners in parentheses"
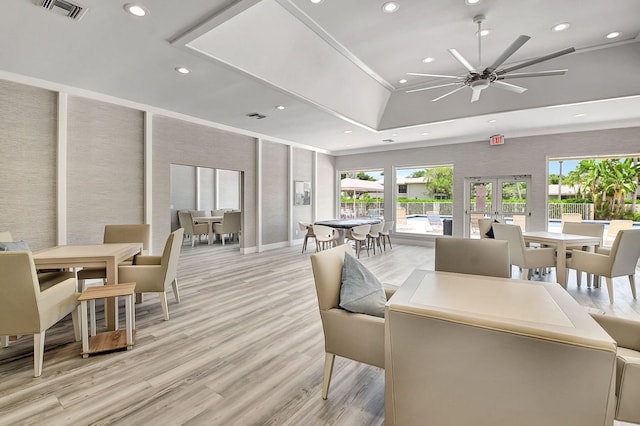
top-left (339, 170), bottom-right (384, 219)
top-left (501, 180), bottom-right (527, 230)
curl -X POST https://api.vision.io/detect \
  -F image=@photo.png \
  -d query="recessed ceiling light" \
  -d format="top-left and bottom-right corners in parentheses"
top-left (422, 57), bottom-right (435, 63)
top-left (465, 0), bottom-right (481, 4)
top-left (344, 130), bottom-right (353, 134)
top-left (488, 119), bottom-right (497, 123)
top-left (574, 113), bottom-right (586, 117)
top-left (605, 31), bottom-right (621, 39)
top-left (552, 22), bottom-right (570, 32)
top-left (391, 133), bottom-right (398, 137)
top-left (382, 2), bottom-right (399, 13)
top-left (124, 3), bottom-right (148, 17)
top-left (309, 0), bottom-right (323, 3)
top-left (479, 28), bottom-right (491, 37)
top-left (421, 132), bottom-right (430, 136)
top-left (345, 144), bottom-right (353, 147)
top-left (398, 79), bottom-right (407, 84)
top-left (275, 105), bottom-right (285, 110)
top-left (175, 67), bottom-right (190, 74)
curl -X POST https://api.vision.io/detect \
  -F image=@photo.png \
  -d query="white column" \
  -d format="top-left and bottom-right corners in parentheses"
top-left (144, 111), bottom-right (153, 250)
top-left (57, 93), bottom-right (68, 245)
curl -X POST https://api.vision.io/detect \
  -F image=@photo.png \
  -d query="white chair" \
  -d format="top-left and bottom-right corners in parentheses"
top-left (492, 223), bottom-right (556, 280)
top-left (178, 211), bottom-right (208, 247)
top-left (346, 224), bottom-right (370, 258)
top-left (213, 211), bottom-right (241, 246)
top-left (567, 229), bottom-right (640, 303)
top-left (605, 220), bottom-right (633, 247)
top-left (379, 220), bottom-right (394, 250)
top-left (118, 229), bottom-right (184, 320)
top-left (562, 222), bottom-right (605, 287)
top-left (298, 221), bottom-right (316, 254)
top-left (312, 225), bottom-right (338, 252)
top-left (367, 221), bottom-right (384, 254)
top-left (0, 251), bottom-right (80, 377)
top-left (435, 237), bottom-right (511, 278)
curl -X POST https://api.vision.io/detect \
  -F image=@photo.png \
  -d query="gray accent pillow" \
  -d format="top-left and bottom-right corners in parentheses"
top-left (340, 253), bottom-right (386, 318)
top-left (0, 240), bottom-right (30, 251)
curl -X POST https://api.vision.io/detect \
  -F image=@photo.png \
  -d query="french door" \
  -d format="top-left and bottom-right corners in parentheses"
top-left (465, 175), bottom-right (531, 238)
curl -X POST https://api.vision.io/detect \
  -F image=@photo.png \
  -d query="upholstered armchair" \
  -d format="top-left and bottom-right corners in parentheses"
top-left (492, 223), bottom-right (556, 279)
top-left (178, 211), bottom-right (208, 247)
top-left (213, 211), bottom-right (241, 246)
top-left (591, 313), bottom-right (640, 423)
top-left (435, 237), bottom-right (511, 278)
top-left (0, 251), bottom-right (80, 377)
top-left (118, 229), bottom-right (184, 320)
top-left (310, 244), bottom-right (395, 399)
top-left (567, 229), bottom-right (640, 303)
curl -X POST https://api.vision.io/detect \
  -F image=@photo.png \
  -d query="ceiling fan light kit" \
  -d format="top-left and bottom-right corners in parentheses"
top-left (407, 14), bottom-right (575, 102)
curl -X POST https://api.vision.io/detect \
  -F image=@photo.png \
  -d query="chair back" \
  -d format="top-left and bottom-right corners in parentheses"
top-left (219, 211), bottom-right (241, 233)
top-left (427, 214), bottom-right (442, 227)
top-left (561, 213), bottom-right (582, 224)
top-left (381, 221), bottom-right (394, 234)
top-left (562, 222), bottom-right (604, 245)
top-left (313, 224), bottom-right (337, 241)
top-left (213, 209), bottom-right (231, 217)
top-left (310, 244), bottom-right (354, 311)
top-left (478, 219), bottom-right (494, 238)
top-left (189, 210), bottom-right (207, 218)
top-left (435, 238), bottom-right (511, 278)
top-left (609, 229), bottom-right (640, 277)
top-left (177, 211), bottom-right (197, 234)
top-left (0, 231), bottom-right (13, 242)
top-left (104, 224), bottom-right (151, 254)
top-left (492, 223), bottom-right (527, 266)
top-left (0, 251), bottom-right (42, 334)
top-left (298, 221), bottom-right (311, 232)
top-left (160, 228), bottom-right (184, 290)
top-left (369, 221), bottom-right (384, 236)
top-left (605, 220), bottom-right (633, 246)
top-left (350, 224), bottom-right (370, 239)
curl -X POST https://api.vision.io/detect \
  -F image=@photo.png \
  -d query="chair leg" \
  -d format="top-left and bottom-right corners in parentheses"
top-left (322, 353), bottom-right (336, 400)
top-left (576, 270), bottom-right (582, 287)
top-left (33, 331), bottom-right (45, 377)
top-left (159, 292), bottom-right (170, 320)
top-left (605, 277), bottom-right (615, 304)
top-left (302, 236), bottom-right (308, 254)
top-left (172, 279), bottom-right (181, 303)
top-left (629, 275), bottom-right (637, 299)
top-left (1, 335), bottom-right (8, 348)
top-left (191, 236), bottom-right (196, 247)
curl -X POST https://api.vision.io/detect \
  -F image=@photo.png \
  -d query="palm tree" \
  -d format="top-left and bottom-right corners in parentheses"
top-left (601, 159), bottom-right (639, 214)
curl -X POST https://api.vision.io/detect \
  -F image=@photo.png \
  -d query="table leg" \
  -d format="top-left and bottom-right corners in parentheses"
top-left (105, 258), bottom-right (118, 331)
top-left (208, 221), bottom-right (214, 245)
top-left (80, 300), bottom-right (89, 358)
top-left (125, 294), bottom-right (134, 349)
top-left (556, 243), bottom-right (567, 287)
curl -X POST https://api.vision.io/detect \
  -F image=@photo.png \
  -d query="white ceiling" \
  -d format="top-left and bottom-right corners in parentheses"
top-left (2, 0), bottom-right (640, 155)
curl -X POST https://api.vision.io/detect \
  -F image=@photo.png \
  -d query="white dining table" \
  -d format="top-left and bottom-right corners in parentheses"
top-left (194, 216), bottom-right (223, 245)
top-left (522, 231), bottom-right (601, 287)
top-left (33, 242), bottom-right (143, 330)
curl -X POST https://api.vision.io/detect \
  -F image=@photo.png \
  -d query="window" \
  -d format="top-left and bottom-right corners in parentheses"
top-left (339, 169), bottom-right (384, 219)
top-left (396, 165), bottom-right (453, 235)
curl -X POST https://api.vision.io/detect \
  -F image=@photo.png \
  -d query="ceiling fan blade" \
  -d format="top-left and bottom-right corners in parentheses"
top-left (407, 72), bottom-right (463, 80)
top-left (499, 69), bottom-right (568, 79)
top-left (406, 82), bottom-right (462, 94)
top-left (432, 86), bottom-right (467, 102)
top-left (498, 47), bottom-right (576, 74)
top-left (471, 89), bottom-right (481, 103)
top-left (448, 49), bottom-right (476, 73)
top-left (484, 35), bottom-right (531, 74)
top-left (493, 80), bottom-right (528, 94)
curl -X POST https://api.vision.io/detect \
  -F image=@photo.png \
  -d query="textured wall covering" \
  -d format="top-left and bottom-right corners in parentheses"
top-left (66, 96), bottom-right (144, 244)
top-left (292, 147), bottom-right (313, 241)
top-left (152, 116), bottom-right (256, 253)
top-left (0, 80), bottom-right (57, 250)
top-left (261, 141), bottom-right (289, 245)
top-left (316, 153), bottom-right (336, 221)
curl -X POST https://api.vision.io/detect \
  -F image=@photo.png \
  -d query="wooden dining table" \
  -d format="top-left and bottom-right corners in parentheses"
top-left (522, 231), bottom-right (601, 287)
top-left (33, 242), bottom-right (143, 331)
top-left (194, 216), bottom-right (223, 245)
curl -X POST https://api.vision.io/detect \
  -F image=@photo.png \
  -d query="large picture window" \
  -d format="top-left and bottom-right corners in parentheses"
top-left (339, 169), bottom-right (384, 219)
top-left (395, 165), bottom-right (453, 235)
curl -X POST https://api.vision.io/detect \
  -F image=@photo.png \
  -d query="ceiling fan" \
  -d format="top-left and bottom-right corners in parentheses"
top-left (406, 15), bottom-right (575, 102)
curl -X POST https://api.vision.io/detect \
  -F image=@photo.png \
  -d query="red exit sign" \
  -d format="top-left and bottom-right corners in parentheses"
top-left (490, 134), bottom-right (505, 146)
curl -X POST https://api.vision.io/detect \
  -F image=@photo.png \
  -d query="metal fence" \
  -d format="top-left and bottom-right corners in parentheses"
top-left (342, 201), bottom-right (596, 220)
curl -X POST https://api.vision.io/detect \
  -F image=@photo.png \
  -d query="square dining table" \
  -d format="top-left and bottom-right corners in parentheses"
top-left (521, 231), bottom-right (601, 286)
top-left (33, 242), bottom-right (143, 331)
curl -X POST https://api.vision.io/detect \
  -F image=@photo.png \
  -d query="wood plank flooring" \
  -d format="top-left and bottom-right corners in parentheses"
top-left (1, 241), bottom-right (639, 425)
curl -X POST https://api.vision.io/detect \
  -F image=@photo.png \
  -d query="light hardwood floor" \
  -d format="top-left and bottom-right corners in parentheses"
top-left (1, 241), bottom-right (639, 425)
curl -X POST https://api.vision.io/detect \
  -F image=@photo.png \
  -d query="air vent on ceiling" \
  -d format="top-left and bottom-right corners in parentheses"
top-left (382, 139), bottom-right (395, 143)
top-left (38, 0), bottom-right (87, 21)
top-left (246, 112), bottom-right (267, 120)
